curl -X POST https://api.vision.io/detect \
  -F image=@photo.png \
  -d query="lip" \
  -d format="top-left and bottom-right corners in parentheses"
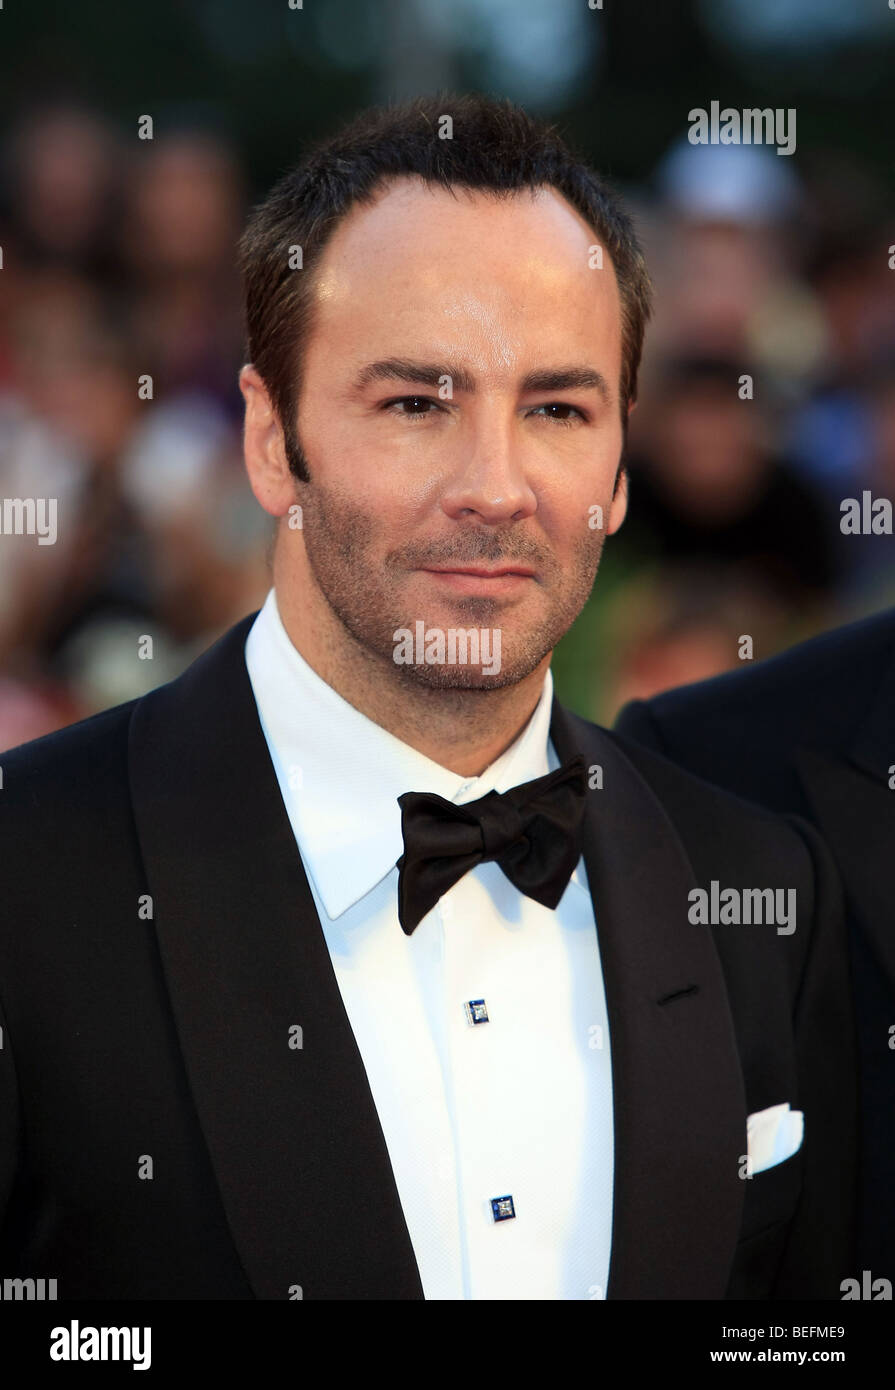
top-left (418, 565), bottom-right (536, 595)
top-left (420, 565), bottom-right (536, 578)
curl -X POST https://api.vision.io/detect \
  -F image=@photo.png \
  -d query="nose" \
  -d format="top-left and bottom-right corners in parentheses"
top-left (440, 409), bottom-right (538, 525)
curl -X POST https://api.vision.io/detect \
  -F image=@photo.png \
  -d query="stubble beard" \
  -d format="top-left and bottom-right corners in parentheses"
top-left (295, 475), bottom-right (607, 692)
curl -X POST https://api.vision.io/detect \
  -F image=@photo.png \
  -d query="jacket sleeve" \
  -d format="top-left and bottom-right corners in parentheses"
top-left (771, 814), bottom-right (858, 1299)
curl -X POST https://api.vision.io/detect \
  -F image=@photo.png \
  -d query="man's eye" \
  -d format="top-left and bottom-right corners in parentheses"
top-left (383, 396), bottom-right (441, 417)
top-left (529, 403), bottom-right (587, 424)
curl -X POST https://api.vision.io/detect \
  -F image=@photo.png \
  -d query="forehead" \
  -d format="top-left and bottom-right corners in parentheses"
top-left (306, 176), bottom-right (622, 374)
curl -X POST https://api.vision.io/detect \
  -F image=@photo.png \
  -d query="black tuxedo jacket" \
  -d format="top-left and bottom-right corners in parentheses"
top-left (616, 607), bottom-right (895, 1277)
top-left (0, 613), bottom-right (856, 1299)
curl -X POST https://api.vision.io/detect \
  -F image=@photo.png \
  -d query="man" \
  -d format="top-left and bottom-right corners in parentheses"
top-left (616, 607), bottom-right (895, 1282)
top-left (0, 94), bottom-right (856, 1300)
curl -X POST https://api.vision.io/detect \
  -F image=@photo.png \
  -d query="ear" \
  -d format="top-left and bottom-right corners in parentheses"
top-left (239, 364), bottom-right (296, 518)
top-left (608, 464), bottom-right (628, 535)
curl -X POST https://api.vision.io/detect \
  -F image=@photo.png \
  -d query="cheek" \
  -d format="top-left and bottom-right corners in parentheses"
top-left (536, 433), bottom-right (622, 530)
top-left (302, 401), bottom-right (433, 505)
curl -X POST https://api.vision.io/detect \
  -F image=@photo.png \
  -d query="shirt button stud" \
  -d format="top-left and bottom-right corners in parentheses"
top-left (464, 999), bottom-right (489, 1025)
top-left (491, 1195), bottom-right (516, 1222)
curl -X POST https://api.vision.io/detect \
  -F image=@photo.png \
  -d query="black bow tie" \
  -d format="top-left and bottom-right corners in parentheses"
top-left (395, 756), bottom-right (588, 934)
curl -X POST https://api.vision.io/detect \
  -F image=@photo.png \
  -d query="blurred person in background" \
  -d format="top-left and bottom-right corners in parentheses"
top-left (1, 269), bottom-right (267, 723)
top-left (2, 271), bottom-right (153, 666)
top-left (620, 353), bottom-right (839, 611)
top-left (0, 100), bottom-right (124, 284)
top-left (0, 374), bottom-right (89, 743)
top-left (643, 139), bottom-right (824, 384)
top-left (0, 107), bottom-right (267, 743)
top-left (787, 159), bottom-right (895, 511)
top-left (119, 128), bottom-right (247, 423)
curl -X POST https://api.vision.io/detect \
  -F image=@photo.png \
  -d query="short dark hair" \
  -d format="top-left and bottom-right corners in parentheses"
top-left (238, 92), bottom-right (653, 481)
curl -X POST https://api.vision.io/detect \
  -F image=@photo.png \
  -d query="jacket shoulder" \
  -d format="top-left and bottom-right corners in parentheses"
top-left (0, 698), bottom-right (138, 823)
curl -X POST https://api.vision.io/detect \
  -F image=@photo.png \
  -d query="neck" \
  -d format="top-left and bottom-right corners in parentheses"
top-left (272, 547), bottom-right (551, 778)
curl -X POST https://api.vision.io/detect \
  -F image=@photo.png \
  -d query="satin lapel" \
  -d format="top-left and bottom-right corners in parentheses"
top-left (127, 614), bottom-right (423, 1300)
top-left (550, 699), bottom-right (746, 1299)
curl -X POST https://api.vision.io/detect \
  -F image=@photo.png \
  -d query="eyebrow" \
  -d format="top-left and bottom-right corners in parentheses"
top-left (352, 357), bottom-right (612, 403)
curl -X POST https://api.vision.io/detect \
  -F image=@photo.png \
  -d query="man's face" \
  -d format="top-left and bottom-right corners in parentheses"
top-left (289, 176), bottom-right (626, 689)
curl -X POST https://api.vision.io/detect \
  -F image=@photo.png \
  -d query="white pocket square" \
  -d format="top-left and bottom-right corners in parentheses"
top-left (747, 1102), bottom-right (803, 1174)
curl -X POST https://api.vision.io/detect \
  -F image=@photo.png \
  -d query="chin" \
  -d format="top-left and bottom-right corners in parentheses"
top-left (403, 668), bottom-right (519, 692)
top-left (392, 651), bottom-right (545, 692)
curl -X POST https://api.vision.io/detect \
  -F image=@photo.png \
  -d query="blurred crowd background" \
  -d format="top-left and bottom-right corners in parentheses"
top-left (1, 0), bottom-right (894, 746)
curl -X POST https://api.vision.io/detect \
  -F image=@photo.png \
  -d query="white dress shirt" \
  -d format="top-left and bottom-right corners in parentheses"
top-left (244, 588), bottom-right (614, 1299)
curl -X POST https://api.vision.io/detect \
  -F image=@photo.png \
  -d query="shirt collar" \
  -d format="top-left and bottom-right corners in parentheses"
top-left (244, 588), bottom-right (583, 920)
